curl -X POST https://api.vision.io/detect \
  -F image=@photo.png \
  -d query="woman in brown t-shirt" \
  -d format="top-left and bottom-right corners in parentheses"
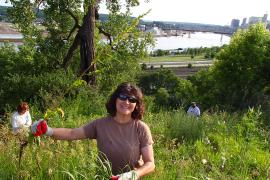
top-left (31, 82), bottom-right (155, 179)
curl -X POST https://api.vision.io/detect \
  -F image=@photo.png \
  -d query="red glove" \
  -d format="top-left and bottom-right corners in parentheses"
top-left (110, 176), bottom-right (119, 180)
top-left (31, 119), bottom-right (52, 136)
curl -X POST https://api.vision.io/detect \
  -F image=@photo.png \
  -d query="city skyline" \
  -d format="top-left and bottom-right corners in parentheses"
top-left (1, 0), bottom-right (270, 26)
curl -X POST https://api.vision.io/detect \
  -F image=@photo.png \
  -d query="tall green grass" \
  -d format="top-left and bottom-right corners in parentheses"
top-left (1, 98), bottom-right (270, 179)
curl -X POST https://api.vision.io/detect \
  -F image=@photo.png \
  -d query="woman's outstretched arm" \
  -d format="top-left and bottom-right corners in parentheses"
top-left (51, 127), bottom-right (87, 140)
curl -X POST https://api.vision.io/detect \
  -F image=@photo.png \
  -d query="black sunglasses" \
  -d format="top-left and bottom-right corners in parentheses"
top-left (118, 94), bottom-right (137, 103)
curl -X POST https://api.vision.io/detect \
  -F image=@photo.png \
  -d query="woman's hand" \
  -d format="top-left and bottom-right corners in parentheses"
top-left (110, 170), bottom-right (138, 180)
top-left (31, 119), bottom-right (53, 136)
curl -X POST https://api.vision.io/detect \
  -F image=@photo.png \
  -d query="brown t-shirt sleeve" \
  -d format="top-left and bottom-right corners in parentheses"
top-left (83, 119), bottom-right (97, 139)
top-left (138, 121), bottom-right (154, 149)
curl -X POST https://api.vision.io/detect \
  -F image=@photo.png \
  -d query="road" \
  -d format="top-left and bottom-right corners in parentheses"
top-left (141, 60), bottom-right (213, 68)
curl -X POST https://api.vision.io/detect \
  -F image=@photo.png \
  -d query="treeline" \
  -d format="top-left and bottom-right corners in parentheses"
top-left (0, 5), bottom-right (44, 22)
top-left (150, 46), bottom-right (223, 59)
top-left (0, 6), bottom-right (9, 21)
top-left (0, 6), bottom-right (108, 22)
top-left (0, 6), bottom-right (9, 16)
top-left (0, 6), bottom-right (139, 24)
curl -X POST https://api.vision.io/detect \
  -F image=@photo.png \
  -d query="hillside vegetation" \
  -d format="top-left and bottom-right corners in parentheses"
top-left (0, 1), bottom-right (270, 179)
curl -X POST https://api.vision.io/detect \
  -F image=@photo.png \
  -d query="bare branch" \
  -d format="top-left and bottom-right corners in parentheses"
top-left (65, 9), bottom-right (81, 40)
top-left (95, 5), bottom-right (114, 49)
top-left (66, 26), bottom-right (77, 41)
top-left (66, 9), bottom-right (80, 28)
top-left (98, 26), bottom-right (113, 46)
top-left (63, 34), bottom-right (81, 70)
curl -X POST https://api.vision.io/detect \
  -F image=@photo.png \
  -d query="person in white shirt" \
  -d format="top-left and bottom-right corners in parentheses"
top-left (11, 102), bottom-right (32, 134)
top-left (187, 102), bottom-right (200, 117)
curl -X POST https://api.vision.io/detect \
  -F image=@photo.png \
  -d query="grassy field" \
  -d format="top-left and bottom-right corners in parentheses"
top-left (0, 96), bottom-right (269, 179)
top-left (141, 55), bottom-right (208, 63)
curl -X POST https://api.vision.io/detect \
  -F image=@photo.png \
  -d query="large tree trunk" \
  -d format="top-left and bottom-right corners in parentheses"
top-left (78, 4), bottom-right (96, 85)
top-left (63, 4), bottom-right (96, 85)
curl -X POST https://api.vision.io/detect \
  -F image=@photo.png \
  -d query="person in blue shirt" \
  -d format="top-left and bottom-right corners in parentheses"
top-left (187, 102), bottom-right (200, 117)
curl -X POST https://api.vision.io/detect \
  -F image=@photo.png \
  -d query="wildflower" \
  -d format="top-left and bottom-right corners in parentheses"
top-left (44, 109), bottom-right (52, 119)
top-left (48, 168), bottom-right (53, 176)
top-left (202, 159), bottom-right (208, 165)
top-left (221, 156), bottom-right (226, 162)
top-left (56, 108), bottom-right (65, 118)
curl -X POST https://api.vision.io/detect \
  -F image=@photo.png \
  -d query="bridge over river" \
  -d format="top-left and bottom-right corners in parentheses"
top-left (151, 21), bottom-right (236, 36)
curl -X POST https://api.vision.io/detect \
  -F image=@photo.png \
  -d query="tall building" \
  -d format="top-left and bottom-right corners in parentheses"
top-left (241, 18), bottom-right (247, 28)
top-left (262, 13), bottom-right (268, 23)
top-left (231, 19), bottom-right (240, 29)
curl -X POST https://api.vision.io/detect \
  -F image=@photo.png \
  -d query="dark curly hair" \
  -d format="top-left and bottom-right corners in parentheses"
top-left (106, 82), bottom-right (145, 120)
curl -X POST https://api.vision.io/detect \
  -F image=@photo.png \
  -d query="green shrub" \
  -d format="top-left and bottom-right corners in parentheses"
top-left (155, 88), bottom-right (169, 108)
top-left (141, 63), bottom-right (147, 70)
top-left (138, 69), bottom-right (181, 95)
top-left (0, 69), bottom-right (77, 112)
top-left (237, 107), bottom-right (269, 142)
top-left (166, 110), bottom-right (203, 143)
top-left (138, 69), bottom-right (195, 109)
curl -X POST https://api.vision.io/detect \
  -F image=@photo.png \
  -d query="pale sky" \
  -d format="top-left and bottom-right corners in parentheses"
top-left (1, 0), bottom-right (270, 26)
top-left (100, 0), bottom-right (270, 26)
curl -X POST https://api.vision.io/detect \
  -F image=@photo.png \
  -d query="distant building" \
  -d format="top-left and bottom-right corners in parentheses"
top-left (137, 24), bottom-right (146, 31)
top-left (262, 14), bottom-right (268, 23)
top-left (169, 48), bottom-right (184, 55)
top-left (248, 16), bottom-right (262, 25)
top-left (230, 19), bottom-right (240, 29)
top-left (241, 18), bottom-right (247, 28)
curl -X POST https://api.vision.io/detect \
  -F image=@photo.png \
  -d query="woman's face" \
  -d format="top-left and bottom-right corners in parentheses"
top-left (19, 109), bottom-right (27, 115)
top-left (116, 94), bottom-right (137, 116)
top-left (18, 106), bottom-right (29, 115)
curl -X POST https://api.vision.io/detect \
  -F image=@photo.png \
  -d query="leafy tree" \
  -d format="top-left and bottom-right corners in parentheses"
top-left (138, 69), bottom-right (181, 95)
top-left (7, 0), bottom-right (153, 85)
top-left (188, 68), bottom-right (220, 111)
top-left (191, 23), bottom-right (270, 111)
top-left (138, 69), bottom-right (194, 109)
top-left (155, 87), bottom-right (170, 107)
top-left (0, 0), bottom-right (154, 112)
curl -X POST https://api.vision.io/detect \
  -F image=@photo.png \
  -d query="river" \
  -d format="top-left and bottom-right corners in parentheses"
top-left (0, 32), bottom-right (230, 49)
top-left (152, 32), bottom-right (230, 50)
